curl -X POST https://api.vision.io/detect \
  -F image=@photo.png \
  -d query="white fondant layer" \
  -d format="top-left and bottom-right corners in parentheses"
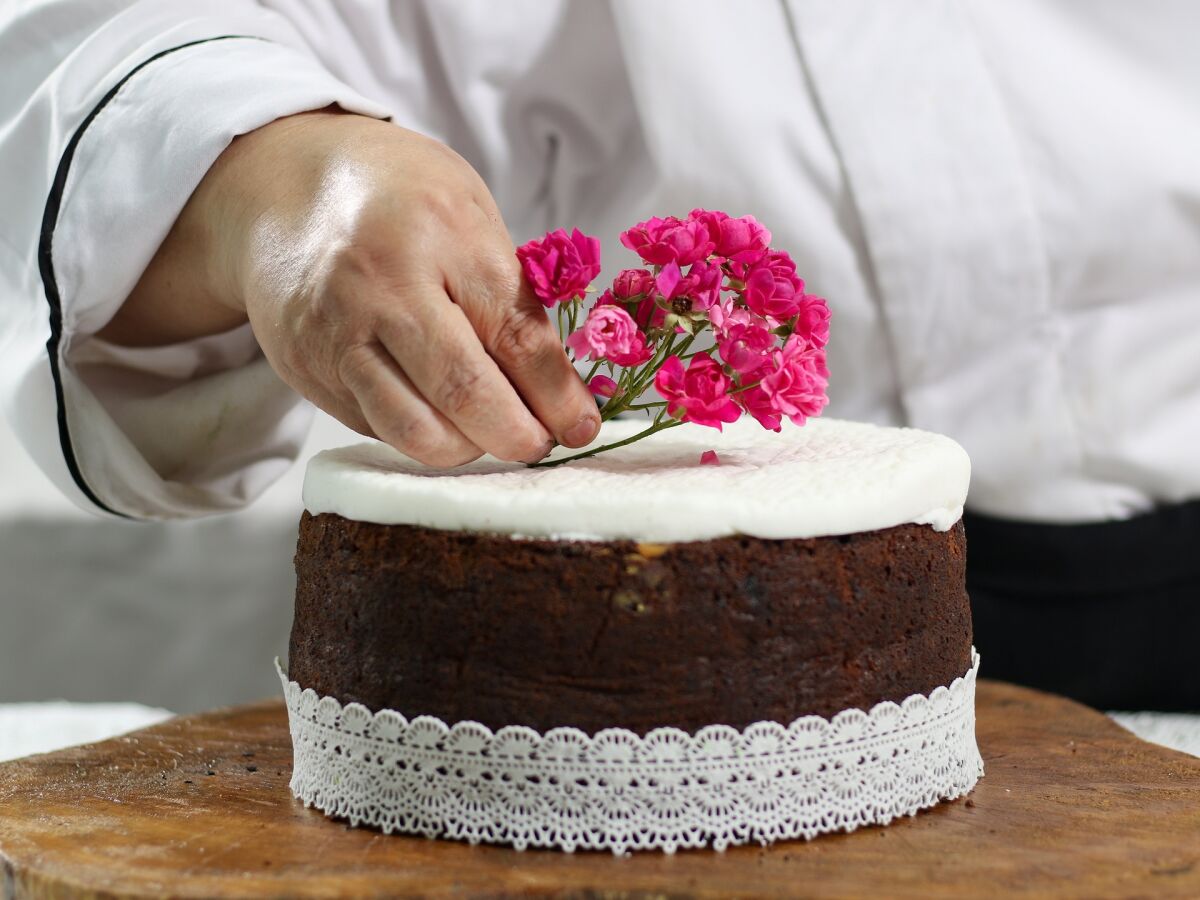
top-left (303, 418), bottom-right (970, 542)
top-left (279, 650), bottom-right (983, 854)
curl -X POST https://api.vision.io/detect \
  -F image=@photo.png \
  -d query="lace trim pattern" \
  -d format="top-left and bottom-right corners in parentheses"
top-left (279, 650), bottom-right (982, 854)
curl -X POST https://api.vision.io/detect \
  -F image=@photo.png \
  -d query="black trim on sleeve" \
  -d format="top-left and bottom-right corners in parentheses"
top-left (37, 35), bottom-right (262, 517)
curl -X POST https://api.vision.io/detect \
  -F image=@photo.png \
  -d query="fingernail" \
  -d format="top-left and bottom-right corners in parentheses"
top-left (563, 416), bottom-right (600, 448)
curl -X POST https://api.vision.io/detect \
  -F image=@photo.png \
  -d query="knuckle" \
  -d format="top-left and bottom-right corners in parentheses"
top-left (435, 365), bottom-right (490, 419)
top-left (326, 235), bottom-right (388, 285)
top-left (302, 282), bottom-right (352, 330)
top-left (335, 342), bottom-right (380, 392)
top-left (490, 308), bottom-right (555, 369)
top-left (385, 416), bottom-right (438, 461)
top-left (416, 184), bottom-right (474, 232)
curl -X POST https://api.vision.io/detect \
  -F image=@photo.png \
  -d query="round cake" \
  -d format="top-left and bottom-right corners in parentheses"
top-left (281, 418), bottom-right (982, 853)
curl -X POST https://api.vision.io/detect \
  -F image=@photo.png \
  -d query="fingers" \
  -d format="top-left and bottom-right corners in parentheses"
top-left (447, 243), bottom-right (601, 449)
top-left (375, 288), bottom-right (557, 464)
top-left (336, 341), bottom-right (483, 468)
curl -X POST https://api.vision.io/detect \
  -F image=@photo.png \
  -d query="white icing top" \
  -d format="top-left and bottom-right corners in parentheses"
top-left (303, 418), bottom-right (970, 542)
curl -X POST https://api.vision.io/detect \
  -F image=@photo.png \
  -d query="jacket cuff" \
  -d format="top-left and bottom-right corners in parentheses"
top-left (46, 37), bottom-right (389, 518)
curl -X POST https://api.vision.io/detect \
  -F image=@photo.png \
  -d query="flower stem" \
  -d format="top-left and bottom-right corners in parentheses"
top-left (729, 378), bottom-right (763, 395)
top-left (624, 401), bottom-right (667, 411)
top-left (527, 418), bottom-right (682, 468)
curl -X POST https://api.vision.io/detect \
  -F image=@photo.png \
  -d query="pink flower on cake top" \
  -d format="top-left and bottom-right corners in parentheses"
top-left (515, 209), bottom-right (831, 465)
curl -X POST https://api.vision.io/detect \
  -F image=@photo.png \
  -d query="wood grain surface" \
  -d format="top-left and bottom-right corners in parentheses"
top-left (0, 681), bottom-right (1197, 899)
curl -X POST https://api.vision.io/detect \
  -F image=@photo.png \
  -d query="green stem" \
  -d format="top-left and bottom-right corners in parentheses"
top-left (626, 333), bottom-right (678, 397)
top-left (624, 401), bottom-right (667, 411)
top-left (528, 418), bottom-right (682, 468)
top-left (729, 378), bottom-right (763, 395)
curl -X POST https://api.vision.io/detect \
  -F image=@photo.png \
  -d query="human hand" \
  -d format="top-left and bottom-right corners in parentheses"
top-left (105, 110), bottom-right (600, 465)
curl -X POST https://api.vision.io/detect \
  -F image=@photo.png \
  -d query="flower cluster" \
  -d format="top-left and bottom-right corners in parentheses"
top-left (516, 210), bottom-right (830, 465)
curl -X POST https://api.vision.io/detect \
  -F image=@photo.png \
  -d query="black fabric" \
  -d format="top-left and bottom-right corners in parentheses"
top-left (965, 502), bottom-right (1200, 711)
top-left (37, 35), bottom-right (260, 518)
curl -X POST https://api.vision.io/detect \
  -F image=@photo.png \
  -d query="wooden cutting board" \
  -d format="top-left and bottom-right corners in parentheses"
top-left (0, 680), bottom-right (1197, 899)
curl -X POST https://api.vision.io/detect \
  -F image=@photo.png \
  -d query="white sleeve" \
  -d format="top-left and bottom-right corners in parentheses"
top-left (0, 1), bottom-right (392, 519)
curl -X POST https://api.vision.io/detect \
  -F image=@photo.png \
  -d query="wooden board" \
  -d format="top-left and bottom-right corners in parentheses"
top-left (0, 681), bottom-right (1197, 899)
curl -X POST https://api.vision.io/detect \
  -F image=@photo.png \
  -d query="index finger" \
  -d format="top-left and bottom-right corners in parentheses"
top-left (449, 252), bottom-right (601, 449)
top-left (375, 284), bottom-right (557, 464)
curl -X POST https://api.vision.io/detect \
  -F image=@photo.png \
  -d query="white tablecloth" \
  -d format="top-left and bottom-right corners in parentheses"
top-left (0, 412), bottom-right (360, 715)
top-left (1, 703), bottom-right (1197, 765)
top-left (0, 702), bottom-right (172, 762)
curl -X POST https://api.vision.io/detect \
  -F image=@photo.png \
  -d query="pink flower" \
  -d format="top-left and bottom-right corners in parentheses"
top-left (689, 209), bottom-right (772, 264)
top-left (700, 450), bottom-right (721, 466)
top-left (741, 250), bottom-right (805, 321)
top-left (735, 371), bottom-right (783, 431)
top-left (601, 289), bottom-right (666, 331)
top-left (718, 320), bottom-right (775, 374)
top-left (588, 374), bottom-right (620, 398)
top-left (762, 338), bottom-right (829, 425)
top-left (612, 268), bottom-right (656, 301)
top-left (736, 336), bottom-right (829, 431)
top-left (791, 294), bottom-right (831, 349)
top-left (516, 228), bottom-right (601, 307)
top-left (654, 354), bottom-right (742, 430)
top-left (603, 268), bottom-right (666, 330)
top-left (708, 297), bottom-right (757, 337)
top-left (566, 305), bottom-right (653, 366)
top-left (619, 216), bottom-right (715, 267)
top-left (655, 259), bottom-right (723, 311)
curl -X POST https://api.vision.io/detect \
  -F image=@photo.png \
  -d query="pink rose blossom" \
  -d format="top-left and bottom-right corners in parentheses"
top-left (709, 298), bottom-right (758, 337)
top-left (735, 367), bottom-right (783, 432)
top-left (611, 268), bottom-right (656, 301)
top-left (588, 374), bottom-right (620, 398)
top-left (700, 450), bottom-right (721, 466)
top-left (760, 337), bottom-right (829, 426)
top-left (619, 216), bottom-right (715, 267)
top-left (516, 228), bottom-right (601, 307)
top-left (689, 209), bottom-right (772, 264)
top-left (791, 294), bottom-right (831, 349)
top-left (654, 354), bottom-right (742, 430)
top-left (741, 250), bottom-right (805, 321)
top-left (654, 259), bottom-right (723, 311)
top-left (566, 305), bottom-right (653, 366)
top-left (601, 269), bottom-right (666, 330)
top-left (735, 336), bottom-right (829, 430)
top-left (717, 320), bottom-right (775, 374)
top-left (633, 295), bottom-right (667, 330)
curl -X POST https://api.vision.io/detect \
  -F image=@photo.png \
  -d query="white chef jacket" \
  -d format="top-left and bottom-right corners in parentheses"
top-left (2, 0), bottom-right (1198, 522)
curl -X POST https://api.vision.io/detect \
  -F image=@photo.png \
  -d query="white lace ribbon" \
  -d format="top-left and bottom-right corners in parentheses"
top-left (279, 650), bottom-right (982, 854)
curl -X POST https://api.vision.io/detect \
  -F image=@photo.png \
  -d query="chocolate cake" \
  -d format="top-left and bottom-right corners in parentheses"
top-left (288, 417), bottom-right (974, 734)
